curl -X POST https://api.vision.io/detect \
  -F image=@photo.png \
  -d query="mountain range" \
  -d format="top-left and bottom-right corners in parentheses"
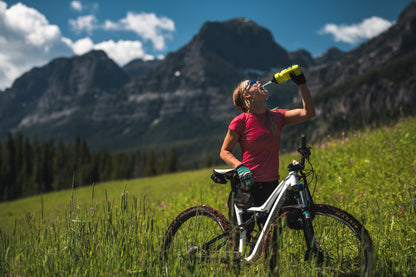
top-left (1, 2), bottom-right (415, 168)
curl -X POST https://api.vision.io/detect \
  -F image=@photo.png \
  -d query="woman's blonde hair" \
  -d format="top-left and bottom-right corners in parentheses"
top-left (233, 80), bottom-right (250, 112)
top-left (232, 80), bottom-right (278, 135)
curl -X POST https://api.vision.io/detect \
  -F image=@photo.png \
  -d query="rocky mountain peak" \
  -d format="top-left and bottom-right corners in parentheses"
top-left (288, 49), bottom-right (314, 68)
top-left (397, 1), bottom-right (416, 26)
top-left (1, 4), bottom-right (415, 164)
top-left (194, 18), bottom-right (291, 71)
top-left (314, 47), bottom-right (345, 65)
top-left (68, 50), bottom-right (130, 94)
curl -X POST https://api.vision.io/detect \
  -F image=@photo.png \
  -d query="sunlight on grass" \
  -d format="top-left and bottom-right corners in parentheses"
top-left (1, 117), bottom-right (415, 276)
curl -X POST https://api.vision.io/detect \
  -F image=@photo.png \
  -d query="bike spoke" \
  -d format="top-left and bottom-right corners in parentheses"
top-left (162, 206), bottom-right (232, 275)
top-left (262, 205), bottom-right (373, 276)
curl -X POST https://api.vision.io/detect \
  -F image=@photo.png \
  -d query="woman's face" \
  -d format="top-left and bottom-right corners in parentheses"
top-left (243, 80), bottom-right (268, 100)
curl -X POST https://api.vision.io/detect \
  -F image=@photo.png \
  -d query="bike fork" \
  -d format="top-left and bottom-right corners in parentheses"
top-left (298, 185), bottom-right (322, 263)
top-left (302, 214), bottom-right (318, 261)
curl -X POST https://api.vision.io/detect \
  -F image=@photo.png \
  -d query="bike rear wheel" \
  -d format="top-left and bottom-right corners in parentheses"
top-left (263, 204), bottom-right (373, 276)
top-left (161, 205), bottom-right (232, 276)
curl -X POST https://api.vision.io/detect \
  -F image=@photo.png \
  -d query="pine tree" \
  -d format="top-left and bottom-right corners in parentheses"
top-left (0, 141), bottom-right (4, 200)
top-left (144, 151), bottom-right (157, 176)
top-left (21, 137), bottom-right (34, 196)
top-left (54, 138), bottom-right (70, 190)
top-left (78, 138), bottom-right (93, 186)
top-left (14, 132), bottom-right (23, 194)
top-left (40, 141), bottom-right (55, 192)
top-left (2, 132), bottom-right (17, 200)
top-left (166, 148), bottom-right (178, 173)
top-left (93, 148), bottom-right (112, 182)
top-left (31, 135), bottom-right (43, 193)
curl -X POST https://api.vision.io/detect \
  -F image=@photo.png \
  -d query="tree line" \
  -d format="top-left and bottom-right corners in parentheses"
top-left (0, 132), bottom-right (178, 202)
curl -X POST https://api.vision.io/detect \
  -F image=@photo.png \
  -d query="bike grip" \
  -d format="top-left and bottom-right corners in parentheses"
top-left (301, 134), bottom-right (306, 149)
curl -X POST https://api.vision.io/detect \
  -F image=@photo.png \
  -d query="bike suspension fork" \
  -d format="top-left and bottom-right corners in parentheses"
top-left (297, 184), bottom-right (318, 260)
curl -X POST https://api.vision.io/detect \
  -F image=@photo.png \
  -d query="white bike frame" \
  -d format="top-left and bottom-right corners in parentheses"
top-left (234, 170), bottom-right (300, 264)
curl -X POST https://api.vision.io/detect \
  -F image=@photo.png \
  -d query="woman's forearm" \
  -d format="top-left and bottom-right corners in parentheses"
top-left (220, 150), bottom-right (241, 169)
top-left (299, 84), bottom-right (316, 118)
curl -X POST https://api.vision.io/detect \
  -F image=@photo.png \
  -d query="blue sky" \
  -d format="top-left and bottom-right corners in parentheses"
top-left (0, 0), bottom-right (413, 90)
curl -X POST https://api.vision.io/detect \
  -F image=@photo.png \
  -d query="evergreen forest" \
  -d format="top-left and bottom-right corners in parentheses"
top-left (0, 132), bottom-right (179, 202)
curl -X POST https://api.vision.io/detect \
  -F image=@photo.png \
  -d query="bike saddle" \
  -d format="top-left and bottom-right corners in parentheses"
top-left (211, 169), bottom-right (235, 184)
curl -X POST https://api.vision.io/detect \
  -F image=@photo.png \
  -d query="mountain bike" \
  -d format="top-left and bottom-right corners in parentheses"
top-left (161, 135), bottom-right (374, 276)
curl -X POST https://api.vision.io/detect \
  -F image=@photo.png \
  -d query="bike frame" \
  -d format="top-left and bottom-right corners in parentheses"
top-left (228, 167), bottom-right (312, 264)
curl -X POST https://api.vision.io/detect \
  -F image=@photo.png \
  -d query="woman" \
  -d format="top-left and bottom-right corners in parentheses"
top-left (220, 71), bottom-right (315, 208)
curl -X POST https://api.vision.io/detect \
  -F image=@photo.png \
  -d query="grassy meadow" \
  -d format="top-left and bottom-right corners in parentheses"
top-left (1, 117), bottom-right (415, 276)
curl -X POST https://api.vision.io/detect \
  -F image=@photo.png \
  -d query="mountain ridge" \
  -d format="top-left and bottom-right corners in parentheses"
top-left (1, 2), bottom-right (415, 168)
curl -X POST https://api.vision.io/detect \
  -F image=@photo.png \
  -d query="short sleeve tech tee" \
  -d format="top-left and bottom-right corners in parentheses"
top-left (229, 109), bottom-right (287, 182)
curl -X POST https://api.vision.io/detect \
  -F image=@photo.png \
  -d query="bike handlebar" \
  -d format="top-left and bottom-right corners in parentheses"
top-left (299, 134), bottom-right (311, 168)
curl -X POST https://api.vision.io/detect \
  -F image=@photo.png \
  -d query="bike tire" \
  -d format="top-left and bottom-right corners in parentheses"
top-left (262, 204), bottom-right (374, 276)
top-left (161, 205), bottom-right (232, 276)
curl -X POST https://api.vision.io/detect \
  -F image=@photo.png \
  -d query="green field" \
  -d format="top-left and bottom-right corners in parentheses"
top-left (1, 117), bottom-right (415, 276)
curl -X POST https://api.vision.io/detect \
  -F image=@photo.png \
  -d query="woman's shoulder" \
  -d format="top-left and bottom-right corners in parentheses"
top-left (270, 108), bottom-right (287, 116)
top-left (230, 112), bottom-right (250, 127)
top-left (232, 112), bottom-right (249, 121)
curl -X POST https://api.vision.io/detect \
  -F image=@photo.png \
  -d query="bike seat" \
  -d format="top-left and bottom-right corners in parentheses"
top-left (211, 169), bottom-right (235, 184)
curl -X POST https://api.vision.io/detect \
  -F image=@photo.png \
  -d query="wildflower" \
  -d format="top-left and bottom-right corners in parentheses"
top-left (334, 193), bottom-right (345, 199)
top-left (127, 269), bottom-right (131, 274)
top-left (160, 202), bottom-right (167, 208)
top-left (399, 206), bottom-right (405, 215)
top-left (90, 207), bottom-right (94, 211)
top-left (350, 158), bottom-right (356, 164)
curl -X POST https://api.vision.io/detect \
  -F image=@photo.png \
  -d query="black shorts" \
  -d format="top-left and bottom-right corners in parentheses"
top-left (250, 181), bottom-right (279, 206)
top-left (227, 180), bottom-right (279, 225)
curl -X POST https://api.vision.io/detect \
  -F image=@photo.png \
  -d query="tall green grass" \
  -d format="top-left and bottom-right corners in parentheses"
top-left (1, 117), bottom-right (415, 276)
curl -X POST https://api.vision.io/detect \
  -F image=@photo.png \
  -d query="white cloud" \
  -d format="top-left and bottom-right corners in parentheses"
top-left (95, 40), bottom-right (151, 64)
top-left (111, 12), bottom-right (175, 50)
top-left (71, 37), bottom-right (95, 54)
top-left (70, 37), bottom-right (153, 65)
top-left (69, 15), bottom-right (97, 34)
top-left (70, 1), bottom-right (83, 12)
top-left (70, 1), bottom-right (98, 13)
top-left (320, 16), bottom-right (394, 44)
top-left (77, 12), bottom-right (175, 50)
top-left (0, 1), bottom-right (73, 90)
top-left (0, 1), bottom-right (173, 90)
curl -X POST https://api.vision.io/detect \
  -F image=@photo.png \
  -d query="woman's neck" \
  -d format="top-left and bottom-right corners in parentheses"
top-left (249, 102), bottom-right (267, 114)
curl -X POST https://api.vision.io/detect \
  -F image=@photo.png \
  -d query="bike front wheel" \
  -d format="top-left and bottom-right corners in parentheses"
top-left (263, 204), bottom-right (374, 276)
top-left (161, 205), bottom-right (232, 276)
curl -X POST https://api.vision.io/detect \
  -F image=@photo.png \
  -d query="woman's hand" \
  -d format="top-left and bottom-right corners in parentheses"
top-left (290, 72), bottom-right (306, 85)
top-left (236, 164), bottom-right (255, 190)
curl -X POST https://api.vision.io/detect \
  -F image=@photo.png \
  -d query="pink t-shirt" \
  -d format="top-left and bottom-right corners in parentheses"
top-left (229, 109), bottom-right (287, 182)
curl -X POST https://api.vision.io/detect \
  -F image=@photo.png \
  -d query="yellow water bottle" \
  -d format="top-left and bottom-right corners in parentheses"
top-left (271, 65), bottom-right (302, 84)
